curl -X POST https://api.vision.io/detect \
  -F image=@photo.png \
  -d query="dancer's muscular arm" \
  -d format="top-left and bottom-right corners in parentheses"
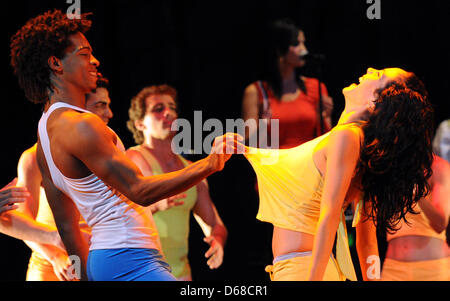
top-left (65, 114), bottom-right (241, 207)
top-left (309, 126), bottom-right (361, 280)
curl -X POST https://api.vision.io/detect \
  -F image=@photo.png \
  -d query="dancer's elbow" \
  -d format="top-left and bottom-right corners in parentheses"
top-left (127, 180), bottom-right (160, 207)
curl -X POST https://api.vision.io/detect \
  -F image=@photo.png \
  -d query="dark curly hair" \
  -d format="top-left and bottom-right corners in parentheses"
top-left (127, 85), bottom-right (178, 145)
top-left (358, 72), bottom-right (434, 235)
top-left (10, 9), bottom-right (92, 104)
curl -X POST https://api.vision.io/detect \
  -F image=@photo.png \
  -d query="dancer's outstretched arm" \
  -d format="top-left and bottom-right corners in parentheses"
top-left (0, 178), bottom-right (61, 247)
top-left (61, 114), bottom-right (242, 206)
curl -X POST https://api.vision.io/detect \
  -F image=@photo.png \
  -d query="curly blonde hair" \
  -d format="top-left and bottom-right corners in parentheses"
top-left (127, 85), bottom-right (178, 144)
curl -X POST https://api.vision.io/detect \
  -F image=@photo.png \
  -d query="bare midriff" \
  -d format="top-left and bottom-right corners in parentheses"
top-left (272, 226), bottom-right (315, 258)
top-left (385, 235), bottom-right (450, 261)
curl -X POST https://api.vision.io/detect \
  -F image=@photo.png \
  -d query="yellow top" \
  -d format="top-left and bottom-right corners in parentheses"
top-left (387, 201), bottom-right (446, 241)
top-left (245, 127), bottom-right (361, 281)
top-left (128, 145), bottom-right (198, 279)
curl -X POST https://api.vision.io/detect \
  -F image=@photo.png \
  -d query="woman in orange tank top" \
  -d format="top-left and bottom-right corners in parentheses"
top-left (242, 19), bottom-right (333, 149)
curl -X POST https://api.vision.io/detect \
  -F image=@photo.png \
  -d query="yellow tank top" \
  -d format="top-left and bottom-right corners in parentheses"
top-left (387, 201), bottom-right (447, 241)
top-left (244, 125), bottom-right (362, 281)
top-left (129, 145), bottom-right (198, 279)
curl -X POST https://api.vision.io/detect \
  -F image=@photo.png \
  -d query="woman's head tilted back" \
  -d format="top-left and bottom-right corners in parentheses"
top-left (357, 67), bottom-right (434, 235)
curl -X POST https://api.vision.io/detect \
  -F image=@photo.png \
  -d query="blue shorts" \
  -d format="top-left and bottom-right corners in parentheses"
top-left (87, 248), bottom-right (177, 281)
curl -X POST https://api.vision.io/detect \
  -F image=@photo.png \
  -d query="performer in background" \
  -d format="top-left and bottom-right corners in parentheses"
top-left (433, 119), bottom-right (450, 247)
top-left (433, 119), bottom-right (450, 163)
top-left (126, 85), bottom-right (228, 281)
top-left (242, 19), bottom-right (333, 149)
top-left (381, 155), bottom-right (450, 281)
top-left (244, 67), bottom-right (434, 281)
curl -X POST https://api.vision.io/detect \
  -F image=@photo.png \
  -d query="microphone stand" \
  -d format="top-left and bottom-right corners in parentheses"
top-left (317, 60), bottom-right (324, 135)
top-left (301, 53), bottom-right (326, 135)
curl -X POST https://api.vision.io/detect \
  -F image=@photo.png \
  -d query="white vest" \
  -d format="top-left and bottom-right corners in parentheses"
top-left (38, 102), bottom-right (160, 251)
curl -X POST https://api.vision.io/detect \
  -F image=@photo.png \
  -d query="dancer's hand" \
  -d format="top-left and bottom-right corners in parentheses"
top-left (207, 133), bottom-right (245, 172)
top-left (204, 236), bottom-right (224, 269)
top-left (149, 193), bottom-right (186, 214)
top-left (0, 178), bottom-right (29, 216)
top-left (47, 247), bottom-right (74, 281)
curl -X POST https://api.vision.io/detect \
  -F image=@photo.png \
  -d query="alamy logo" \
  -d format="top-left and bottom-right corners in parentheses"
top-left (67, 255), bottom-right (81, 280)
top-left (366, 255), bottom-right (381, 280)
top-left (66, 0), bottom-right (81, 20)
top-left (366, 0), bottom-right (381, 20)
top-left (171, 111), bottom-right (280, 164)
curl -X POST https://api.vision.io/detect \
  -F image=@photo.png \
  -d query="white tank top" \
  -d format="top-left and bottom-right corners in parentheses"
top-left (38, 102), bottom-right (160, 251)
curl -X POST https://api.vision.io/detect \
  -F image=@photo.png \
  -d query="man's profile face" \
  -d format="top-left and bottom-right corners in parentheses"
top-left (86, 87), bottom-right (113, 124)
top-left (60, 32), bottom-right (100, 95)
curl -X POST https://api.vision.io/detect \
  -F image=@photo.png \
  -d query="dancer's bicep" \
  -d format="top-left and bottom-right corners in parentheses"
top-left (68, 116), bottom-right (144, 201)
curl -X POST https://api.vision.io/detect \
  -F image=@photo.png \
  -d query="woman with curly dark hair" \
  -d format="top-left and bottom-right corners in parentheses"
top-left (244, 67), bottom-right (434, 281)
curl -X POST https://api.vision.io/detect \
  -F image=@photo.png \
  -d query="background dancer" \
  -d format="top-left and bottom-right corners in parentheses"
top-left (381, 154), bottom-right (450, 281)
top-left (242, 19), bottom-right (333, 149)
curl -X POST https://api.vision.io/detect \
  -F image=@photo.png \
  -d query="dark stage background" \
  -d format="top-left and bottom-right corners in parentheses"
top-left (1, 0), bottom-right (449, 281)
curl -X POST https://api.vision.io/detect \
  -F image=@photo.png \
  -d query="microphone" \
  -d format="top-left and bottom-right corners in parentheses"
top-left (301, 52), bottom-right (326, 61)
